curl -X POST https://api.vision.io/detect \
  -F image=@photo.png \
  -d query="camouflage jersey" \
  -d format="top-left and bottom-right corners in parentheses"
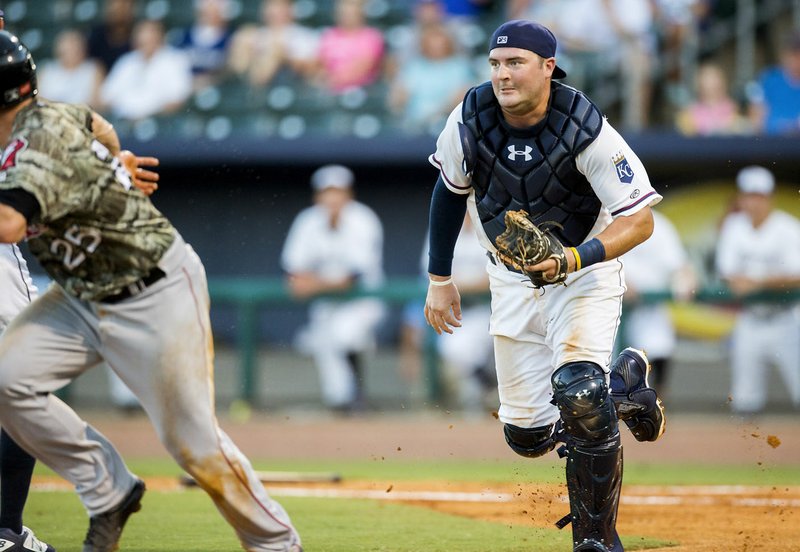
top-left (0, 100), bottom-right (175, 301)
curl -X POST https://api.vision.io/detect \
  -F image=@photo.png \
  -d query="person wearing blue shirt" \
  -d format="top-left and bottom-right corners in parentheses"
top-left (748, 30), bottom-right (800, 135)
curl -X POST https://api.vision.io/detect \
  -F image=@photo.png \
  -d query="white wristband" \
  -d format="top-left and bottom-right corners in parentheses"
top-left (428, 277), bottom-right (453, 287)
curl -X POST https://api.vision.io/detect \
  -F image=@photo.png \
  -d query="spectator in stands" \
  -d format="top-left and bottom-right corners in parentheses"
top-left (555, 0), bottom-right (655, 131)
top-left (313, 0), bottom-right (385, 93)
top-left (650, 0), bottom-right (710, 107)
top-left (38, 29), bottom-right (103, 106)
top-left (227, 0), bottom-right (318, 89)
top-left (99, 19), bottom-right (193, 120)
top-left (281, 165), bottom-right (385, 414)
top-left (676, 62), bottom-right (748, 136)
top-left (439, 0), bottom-right (494, 23)
top-left (387, 23), bottom-right (473, 133)
top-left (715, 166), bottom-right (800, 416)
top-left (507, 0), bottom-right (560, 29)
top-left (747, 29), bottom-right (800, 136)
top-left (621, 209), bottom-right (696, 395)
top-left (385, 0), bottom-right (453, 77)
top-left (174, 0), bottom-right (235, 91)
top-left (87, 0), bottom-right (137, 74)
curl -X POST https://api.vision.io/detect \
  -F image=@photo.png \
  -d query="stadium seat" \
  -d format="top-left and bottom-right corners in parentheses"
top-left (193, 86), bottom-right (223, 112)
top-left (205, 115), bottom-right (234, 141)
top-left (72, 0), bottom-right (100, 23)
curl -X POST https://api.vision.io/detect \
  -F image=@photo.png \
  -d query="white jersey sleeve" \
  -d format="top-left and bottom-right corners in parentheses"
top-left (716, 210), bottom-right (800, 279)
top-left (716, 213), bottom-right (752, 278)
top-left (343, 203), bottom-right (384, 289)
top-left (576, 119), bottom-right (662, 217)
top-left (0, 244), bottom-right (37, 331)
top-left (428, 105), bottom-right (471, 195)
top-left (654, 212), bottom-right (688, 273)
top-left (280, 202), bottom-right (384, 288)
top-left (281, 207), bottom-right (318, 274)
top-left (623, 211), bottom-right (687, 290)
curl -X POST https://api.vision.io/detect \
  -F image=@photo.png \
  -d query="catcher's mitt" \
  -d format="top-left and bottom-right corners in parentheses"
top-left (494, 210), bottom-right (569, 288)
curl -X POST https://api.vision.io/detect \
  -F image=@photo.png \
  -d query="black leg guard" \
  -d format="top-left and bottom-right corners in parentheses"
top-left (552, 362), bottom-right (623, 552)
top-left (566, 435), bottom-right (623, 551)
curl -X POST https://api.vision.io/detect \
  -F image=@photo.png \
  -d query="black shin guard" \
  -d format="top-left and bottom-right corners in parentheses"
top-left (552, 362), bottom-right (624, 552)
top-left (566, 435), bottom-right (623, 551)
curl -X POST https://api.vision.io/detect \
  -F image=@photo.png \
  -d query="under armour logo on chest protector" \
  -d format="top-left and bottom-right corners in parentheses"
top-left (507, 145), bottom-right (533, 161)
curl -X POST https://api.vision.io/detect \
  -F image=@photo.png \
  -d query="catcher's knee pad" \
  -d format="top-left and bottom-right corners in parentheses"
top-left (503, 423), bottom-right (558, 458)
top-left (551, 362), bottom-right (618, 443)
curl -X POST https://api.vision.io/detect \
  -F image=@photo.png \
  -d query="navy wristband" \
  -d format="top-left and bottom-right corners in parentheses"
top-left (574, 238), bottom-right (605, 269)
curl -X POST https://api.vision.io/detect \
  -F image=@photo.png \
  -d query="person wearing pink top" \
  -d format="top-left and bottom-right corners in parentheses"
top-left (315, 0), bottom-right (384, 93)
top-left (676, 62), bottom-right (748, 136)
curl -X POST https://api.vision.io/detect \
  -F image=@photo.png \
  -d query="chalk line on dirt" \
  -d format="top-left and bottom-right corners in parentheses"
top-left (31, 479), bottom-right (800, 507)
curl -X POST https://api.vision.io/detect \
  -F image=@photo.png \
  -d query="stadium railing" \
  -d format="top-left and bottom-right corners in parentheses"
top-left (207, 277), bottom-right (800, 403)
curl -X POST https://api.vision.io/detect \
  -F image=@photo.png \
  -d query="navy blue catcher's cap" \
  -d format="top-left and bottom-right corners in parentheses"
top-left (489, 20), bottom-right (567, 79)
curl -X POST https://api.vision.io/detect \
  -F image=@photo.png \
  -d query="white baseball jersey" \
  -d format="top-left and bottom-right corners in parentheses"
top-left (0, 243), bottom-right (37, 332)
top-left (621, 210), bottom-right (688, 358)
top-left (715, 208), bottom-right (800, 412)
top-left (430, 104), bottom-right (662, 427)
top-left (282, 201), bottom-right (384, 290)
top-left (281, 200), bottom-right (385, 406)
top-left (716, 210), bottom-right (800, 285)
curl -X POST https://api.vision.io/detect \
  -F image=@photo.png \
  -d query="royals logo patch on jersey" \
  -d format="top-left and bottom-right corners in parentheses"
top-left (612, 151), bottom-right (634, 184)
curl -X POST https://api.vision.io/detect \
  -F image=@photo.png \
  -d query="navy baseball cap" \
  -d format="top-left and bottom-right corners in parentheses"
top-left (489, 20), bottom-right (567, 79)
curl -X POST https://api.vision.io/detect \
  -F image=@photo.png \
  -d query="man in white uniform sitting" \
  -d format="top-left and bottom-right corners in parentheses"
top-left (281, 165), bottom-right (385, 413)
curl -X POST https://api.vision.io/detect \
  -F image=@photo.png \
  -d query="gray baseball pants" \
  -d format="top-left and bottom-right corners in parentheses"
top-left (0, 233), bottom-right (301, 551)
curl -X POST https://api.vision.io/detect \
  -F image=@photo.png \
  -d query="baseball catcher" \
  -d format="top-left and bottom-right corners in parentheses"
top-left (494, 210), bottom-right (571, 287)
top-left (424, 18), bottom-right (667, 552)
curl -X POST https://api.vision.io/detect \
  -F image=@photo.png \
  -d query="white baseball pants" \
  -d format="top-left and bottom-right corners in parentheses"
top-left (730, 309), bottom-right (800, 413)
top-left (487, 258), bottom-right (625, 428)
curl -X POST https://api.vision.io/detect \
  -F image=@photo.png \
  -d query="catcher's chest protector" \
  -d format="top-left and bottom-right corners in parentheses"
top-left (460, 82), bottom-right (603, 247)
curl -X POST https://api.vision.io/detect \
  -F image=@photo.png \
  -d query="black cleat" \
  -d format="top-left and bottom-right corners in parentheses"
top-left (82, 479), bottom-right (145, 552)
top-left (610, 347), bottom-right (666, 442)
top-left (0, 526), bottom-right (56, 552)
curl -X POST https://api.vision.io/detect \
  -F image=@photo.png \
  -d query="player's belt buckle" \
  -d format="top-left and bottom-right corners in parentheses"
top-left (101, 268), bottom-right (166, 304)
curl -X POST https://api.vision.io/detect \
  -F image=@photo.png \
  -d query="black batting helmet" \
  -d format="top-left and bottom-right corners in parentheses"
top-left (0, 30), bottom-right (37, 109)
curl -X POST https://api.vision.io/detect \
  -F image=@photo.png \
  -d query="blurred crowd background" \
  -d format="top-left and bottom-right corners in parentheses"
top-left (7, 0), bottom-right (800, 417)
top-left (6, 0), bottom-right (800, 140)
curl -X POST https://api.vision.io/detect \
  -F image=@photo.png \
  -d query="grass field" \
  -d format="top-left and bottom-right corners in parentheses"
top-left (27, 457), bottom-right (800, 552)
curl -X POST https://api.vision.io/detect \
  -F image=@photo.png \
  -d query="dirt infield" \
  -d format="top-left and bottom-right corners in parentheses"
top-left (78, 410), bottom-right (800, 464)
top-left (50, 411), bottom-right (800, 551)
